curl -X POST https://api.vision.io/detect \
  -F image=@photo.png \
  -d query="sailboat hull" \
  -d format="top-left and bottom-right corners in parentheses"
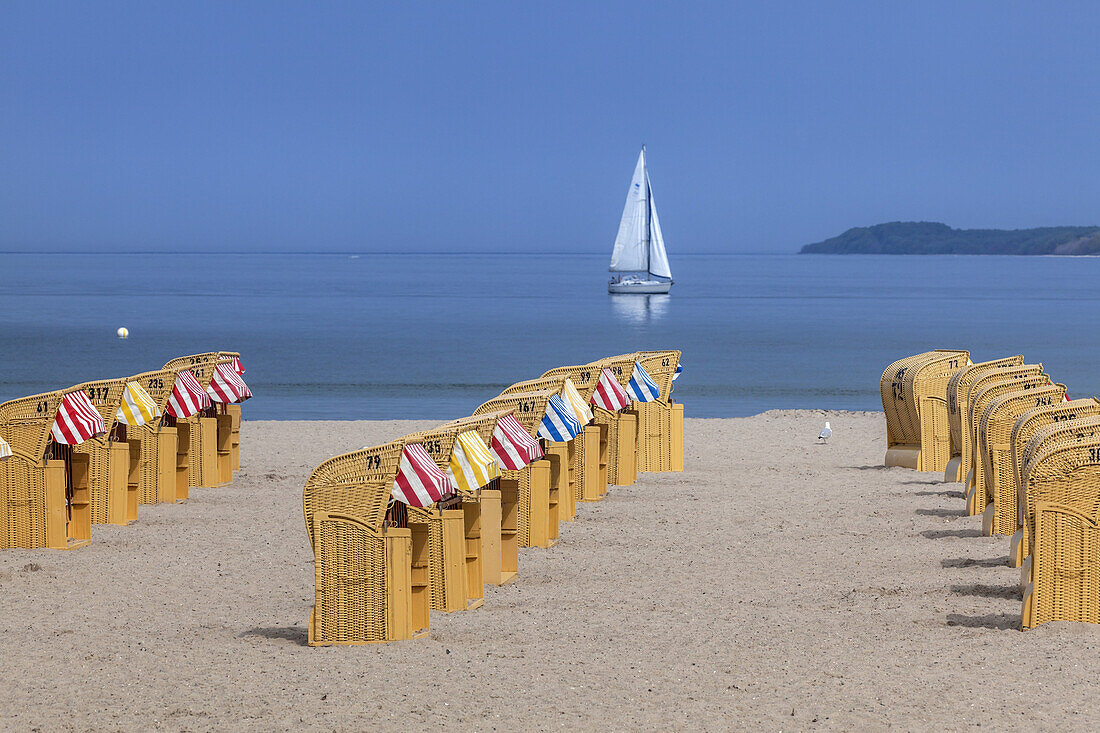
top-left (608, 279), bottom-right (672, 295)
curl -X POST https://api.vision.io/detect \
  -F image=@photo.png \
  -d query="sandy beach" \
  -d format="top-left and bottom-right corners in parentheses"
top-left (2, 411), bottom-right (1100, 730)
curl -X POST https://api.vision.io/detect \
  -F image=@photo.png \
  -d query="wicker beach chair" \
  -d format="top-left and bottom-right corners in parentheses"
top-left (475, 389), bottom-right (558, 551)
top-left (0, 388), bottom-right (105, 550)
top-left (437, 411), bottom-right (511, 594)
top-left (880, 350), bottom-right (970, 471)
top-left (303, 440), bottom-right (427, 645)
top-left (163, 353), bottom-right (231, 490)
top-left (70, 379), bottom-right (130, 528)
top-left (400, 423), bottom-right (487, 614)
top-left (1019, 430), bottom-right (1100, 629)
top-left (634, 350), bottom-right (684, 473)
top-left (590, 354), bottom-right (640, 487)
top-left (540, 365), bottom-right (610, 508)
top-left (963, 366), bottom-right (1047, 513)
top-left (126, 369), bottom-right (186, 507)
top-left (976, 382), bottom-right (1067, 537)
top-left (1006, 398), bottom-right (1100, 567)
top-left (944, 356), bottom-right (1025, 482)
top-left (215, 351), bottom-right (246, 479)
top-left (500, 376), bottom-right (575, 523)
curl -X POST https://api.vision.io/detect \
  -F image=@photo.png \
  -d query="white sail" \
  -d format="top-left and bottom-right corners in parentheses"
top-left (645, 169), bottom-right (672, 280)
top-left (609, 149), bottom-right (649, 273)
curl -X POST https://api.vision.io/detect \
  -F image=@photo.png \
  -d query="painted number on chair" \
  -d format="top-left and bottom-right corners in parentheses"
top-left (148, 378), bottom-right (165, 390)
top-left (1089, 447), bottom-right (1100, 462)
top-left (579, 370), bottom-right (592, 384)
top-left (87, 386), bottom-right (110, 402)
top-left (1053, 413), bottom-right (1077, 422)
top-left (1035, 395), bottom-right (1054, 407)
top-left (364, 454), bottom-right (382, 470)
top-left (517, 400), bottom-right (536, 414)
top-left (422, 440), bottom-right (443, 456)
top-left (35, 400), bottom-right (49, 414)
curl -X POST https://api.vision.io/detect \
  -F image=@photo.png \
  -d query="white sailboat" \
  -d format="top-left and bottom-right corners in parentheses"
top-left (608, 145), bottom-right (673, 294)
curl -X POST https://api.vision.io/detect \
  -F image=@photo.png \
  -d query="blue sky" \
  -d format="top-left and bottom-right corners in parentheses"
top-left (2, 2), bottom-right (1098, 253)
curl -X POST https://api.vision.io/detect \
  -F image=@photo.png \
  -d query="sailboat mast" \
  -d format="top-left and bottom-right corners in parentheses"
top-left (642, 145), bottom-right (650, 276)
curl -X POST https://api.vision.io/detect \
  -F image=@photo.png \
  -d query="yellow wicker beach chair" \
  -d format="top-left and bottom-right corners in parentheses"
top-left (500, 375), bottom-right (577, 522)
top-left (963, 366), bottom-right (1047, 513)
top-left (976, 382), bottom-right (1067, 537)
top-left (0, 389), bottom-right (102, 550)
top-left (1006, 398), bottom-right (1100, 567)
top-left (880, 350), bottom-right (970, 471)
top-left (944, 356), bottom-right (1025, 482)
top-left (1019, 430), bottom-right (1100, 629)
top-left (400, 423), bottom-right (484, 614)
top-left (163, 353), bottom-right (231, 490)
top-left (128, 369), bottom-right (186, 507)
top-left (634, 350), bottom-right (683, 473)
top-left (475, 389), bottom-right (557, 552)
top-left (1015, 415), bottom-right (1100, 584)
top-left (438, 411), bottom-right (511, 593)
top-left (591, 354), bottom-right (640, 487)
top-left (303, 440), bottom-right (428, 645)
top-left (216, 351), bottom-right (245, 480)
top-left (69, 378), bottom-right (130, 528)
top-left (540, 365), bottom-right (610, 508)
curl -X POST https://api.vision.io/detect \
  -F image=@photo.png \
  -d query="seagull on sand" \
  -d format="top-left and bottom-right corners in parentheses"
top-left (818, 421), bottom-right (832, 443)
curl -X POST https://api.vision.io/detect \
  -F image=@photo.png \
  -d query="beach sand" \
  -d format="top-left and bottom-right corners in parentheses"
top-left (2, 412), bottom-right (1100, 730)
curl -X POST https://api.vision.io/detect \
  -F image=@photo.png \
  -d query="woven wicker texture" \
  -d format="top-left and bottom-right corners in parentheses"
top-left (880, 350), bottom-right (969, 470)
top-left (1019, 434), bottom-right (1100, 628)
top-left (0, 390), bottom-right (64, 463)
top-left (163, 353), bottom-right (234, 389)
top-left (499, 376), bottom-right (567, 396)
top-left (636, 350), bottom-right (682, 404)
top-left (962, 364), bottom-right (1046, 478)
top-left (945, 356), bottom-right (1025, 481)
top-left (68, 379), bottom-right (129, 526)
top-left (1011, 398), bottom-right (1100, 525)
top-left (402, 424), bottom-right (461, 471)
top-left (539, 364), bottom-right (603, 402)
top-left (474, 390), bottom-right (556, 439)
top-left (309, 511), bottom-right (393, 644)
top-left (966, 372), bottom-right (1050, 513)
top-left (440, 411), bottom-right (507, 448)
top-left (976, 383), bottom-right (1067, 535)
top-left (1017, 415), bottom-right (1100, 563)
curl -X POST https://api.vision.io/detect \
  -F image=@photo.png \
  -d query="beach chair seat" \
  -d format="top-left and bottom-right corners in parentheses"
top-left (1, 388), bottom-right (109, 550)
top-left (163, 354), bottom-right (231, 490)
top-left (0, 390), bottom-right (71, 549)
top-left (589, 355), bottom-right (639, 487)
top-left (70, 379), bottom-right (130, 527)
top-left (304, 441), bottom-right (426, 644)
top-left (402, 421), bottom-right (503, 613)
top-left (963, 367), bottom-right (1048, 514)
top-left (1020, 433), bottom-right (1100, 629)
top-left (1014, 414), bottom-right (1100, 580)
top-left (880, 350), bottom-right (970, 471)
top-left (475, 389), bottom-right (559, 551)
top-left (540, 365), bottom-right (611, 506)
top-left (124, 369), bottom-right (182, 507)
top-left (633, 350), bottom-right (683, 473)
top-left (976, 383), bottom-right (1067, 537)
top-left (944, 356), bottom-right (1024, 482)
top-left (1007, 398), bottom-right (1100, 567)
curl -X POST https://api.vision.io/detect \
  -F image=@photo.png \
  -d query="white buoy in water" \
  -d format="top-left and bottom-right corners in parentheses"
top-left (117, 327), bottom-right (129, 339)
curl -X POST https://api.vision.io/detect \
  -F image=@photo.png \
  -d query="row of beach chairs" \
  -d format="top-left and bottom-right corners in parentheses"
top-left (303, 349), bottom-right (684, 645)
top-left (882, 349), bottom-right (1100, 629)
top-left (0, 351), bottom-right (250, 550)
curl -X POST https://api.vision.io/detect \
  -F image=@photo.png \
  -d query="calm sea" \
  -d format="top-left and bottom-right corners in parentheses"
top-left (0, 252), bottom-right (1097, 419)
